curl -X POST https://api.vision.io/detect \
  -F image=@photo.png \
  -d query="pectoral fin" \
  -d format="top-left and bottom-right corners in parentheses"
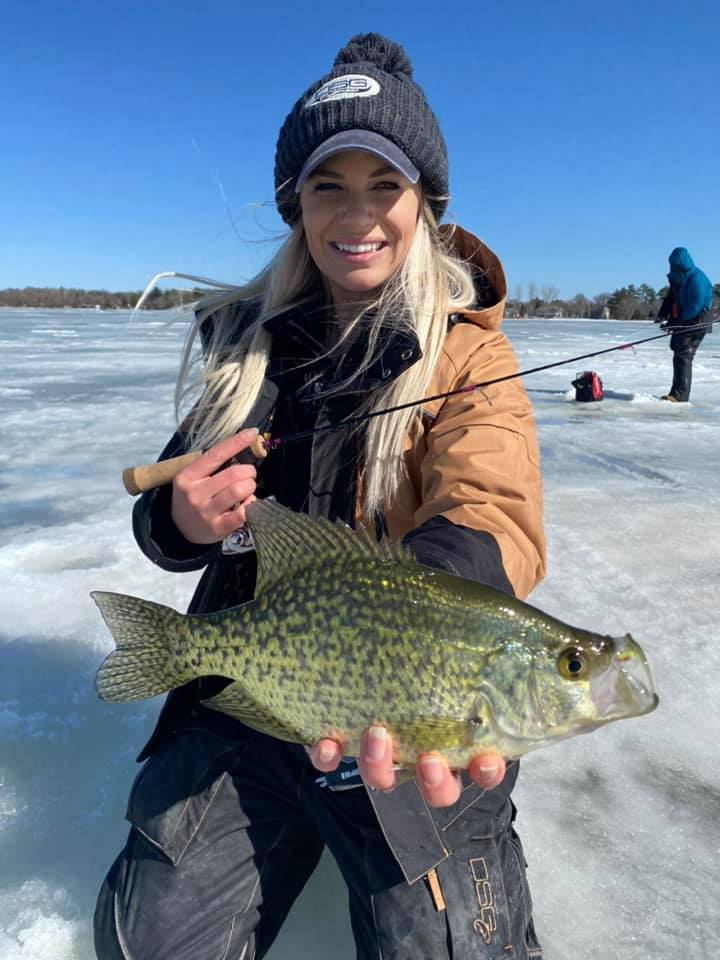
top-left (388, 716), bottom-right (482, 756)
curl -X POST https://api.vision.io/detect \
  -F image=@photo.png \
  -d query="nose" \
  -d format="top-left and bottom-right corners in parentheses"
top-left (339, 192), bottom-right (374, 226)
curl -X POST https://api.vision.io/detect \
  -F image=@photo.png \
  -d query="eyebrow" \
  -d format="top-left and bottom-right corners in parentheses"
top-left (308, 164), bottom-right (396, 180)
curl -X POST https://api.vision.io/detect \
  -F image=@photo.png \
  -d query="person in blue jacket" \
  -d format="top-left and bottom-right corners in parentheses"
top-left (656, 247), bottom-right (713, 402)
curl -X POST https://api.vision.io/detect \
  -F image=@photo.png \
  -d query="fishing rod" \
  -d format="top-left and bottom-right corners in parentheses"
top-left (122, 319), bottom-right (713, 495)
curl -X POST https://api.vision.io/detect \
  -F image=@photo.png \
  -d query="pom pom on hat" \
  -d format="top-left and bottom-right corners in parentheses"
top-left (333, 33), bottom-right (413, 78)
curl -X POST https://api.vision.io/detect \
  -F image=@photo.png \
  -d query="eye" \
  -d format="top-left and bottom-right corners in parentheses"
top-left (372, 180), bottom-right (401, 191)
top-left (557, 648), bottom-right (588, 680)
top-left (312, 181), bottom-right (342, 192)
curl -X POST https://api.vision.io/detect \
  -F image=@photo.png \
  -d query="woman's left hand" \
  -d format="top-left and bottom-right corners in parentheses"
top-left (308, 727), bottom-right (506, 807)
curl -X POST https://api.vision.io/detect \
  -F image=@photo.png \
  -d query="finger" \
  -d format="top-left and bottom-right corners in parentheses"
top-left (358, 726), bottom-right (395, 791)
top-left (212, 499), bottom-right (256, 537)
top-left (210, 478), bottom-right (257, 515)
top-left (180, 428), bottom-right (259, 482)
top-left (416, 753), bottom-right (461, 807)
top-left (212, 494), bottom-right (257, 536)
top-left (308, 738), bottom-right (343, 772)
top-left (202, 463), bottom-right (257, 500)
top-left (467, 752), bottom-right (506, 791)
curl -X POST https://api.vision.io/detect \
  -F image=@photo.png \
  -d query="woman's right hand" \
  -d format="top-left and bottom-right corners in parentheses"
top-left (170, 428), bottom-right (259, 544)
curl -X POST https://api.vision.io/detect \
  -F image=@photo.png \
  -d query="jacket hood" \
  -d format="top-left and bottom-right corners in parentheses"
top-left (668, 247), bottom-right (695, 274)
top-left (441, 225), bottom-right (507, 331)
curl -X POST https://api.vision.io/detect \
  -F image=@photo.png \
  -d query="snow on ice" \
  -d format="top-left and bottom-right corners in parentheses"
top-left (1, 309), bottom-right (718, 959)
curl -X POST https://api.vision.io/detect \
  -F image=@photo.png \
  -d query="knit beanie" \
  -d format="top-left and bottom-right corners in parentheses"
top-left (274, 33), bottom-right (449, 225)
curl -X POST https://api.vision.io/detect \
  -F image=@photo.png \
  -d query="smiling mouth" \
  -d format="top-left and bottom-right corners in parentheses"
top-left (330, 241), bottom-right (387, 254)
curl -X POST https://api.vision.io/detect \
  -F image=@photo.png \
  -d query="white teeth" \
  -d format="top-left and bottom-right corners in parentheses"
top-left (334, 242), bottom-right (383, 253)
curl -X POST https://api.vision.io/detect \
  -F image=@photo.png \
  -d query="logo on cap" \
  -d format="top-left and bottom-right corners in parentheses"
top-left (305, 74), bottom-right (381, 108)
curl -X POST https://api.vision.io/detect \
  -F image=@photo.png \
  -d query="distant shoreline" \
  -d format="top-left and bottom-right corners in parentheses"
top-left (2, 284), bottom-right (716, 320)
top-left (0, 287), bottom-right (199, 310)
top-left (0, 304), bottom-right (186, 313)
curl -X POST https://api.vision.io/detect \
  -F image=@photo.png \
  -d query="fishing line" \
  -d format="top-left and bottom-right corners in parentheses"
top-left (258, 319), bottom-right (714, 453)
top-left (122, 318), bottom-right (713, 494)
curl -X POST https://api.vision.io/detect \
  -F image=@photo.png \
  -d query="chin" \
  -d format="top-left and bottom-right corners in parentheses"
top-left (335, 273), bottom-right (389, 296)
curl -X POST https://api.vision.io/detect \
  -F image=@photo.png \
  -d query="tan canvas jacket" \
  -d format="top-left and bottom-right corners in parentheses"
top-left (384, 227), bottom-right (546, 599)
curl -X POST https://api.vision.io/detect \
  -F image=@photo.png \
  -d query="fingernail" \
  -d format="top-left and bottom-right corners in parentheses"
top-left (241, 427), bottom-right (259, 438)
top-left (479, 759), bottom-right (500, 774)
top-left (418, 756), bottom-right (444, 787)
top-left (365, 726), bottom-right (387, 762)
top-left (318, 744), bottom-right (336, 764)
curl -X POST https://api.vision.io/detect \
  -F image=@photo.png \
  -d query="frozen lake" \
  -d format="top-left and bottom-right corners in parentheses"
top-left (1, 308), bottom-right (718, 959)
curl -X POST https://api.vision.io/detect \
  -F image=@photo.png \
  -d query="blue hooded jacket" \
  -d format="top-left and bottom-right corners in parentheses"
top-left (667, 247), bottom-right (713, 322)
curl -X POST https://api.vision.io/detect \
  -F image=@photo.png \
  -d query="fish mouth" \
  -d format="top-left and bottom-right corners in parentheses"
top-left (589, 634), bottom-right (658, 719)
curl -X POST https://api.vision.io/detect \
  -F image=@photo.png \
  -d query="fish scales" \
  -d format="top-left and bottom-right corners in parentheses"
top-left (191, 558), bottom-right (485, 757)
top-left (93, 498), bottom-right (658, 767)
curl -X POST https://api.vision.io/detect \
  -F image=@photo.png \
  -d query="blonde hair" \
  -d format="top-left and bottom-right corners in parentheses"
top-left (177, 203), bottom-right (476, 520)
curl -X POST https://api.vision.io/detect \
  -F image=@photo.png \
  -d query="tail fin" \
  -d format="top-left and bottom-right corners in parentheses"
top-left (92, 591), bottom-right (187, 702)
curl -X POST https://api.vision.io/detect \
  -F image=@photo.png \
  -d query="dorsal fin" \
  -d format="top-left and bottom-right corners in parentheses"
top-left (244, 498), bottom-right (412, 595)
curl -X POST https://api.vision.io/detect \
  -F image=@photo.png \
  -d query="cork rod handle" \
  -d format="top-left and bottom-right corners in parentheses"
top-left (122, 434), bottom-right (268, 495)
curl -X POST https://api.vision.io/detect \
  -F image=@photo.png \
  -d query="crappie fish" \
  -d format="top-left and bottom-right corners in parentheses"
top-left (93, 499), bottom-right (658, 766)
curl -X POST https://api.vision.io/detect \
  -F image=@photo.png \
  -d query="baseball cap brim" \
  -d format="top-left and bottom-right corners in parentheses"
top-left (294, 130), bottom-right (420, 193)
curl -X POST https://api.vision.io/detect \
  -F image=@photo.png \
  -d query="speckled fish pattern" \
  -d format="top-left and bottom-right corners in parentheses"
top-left (93, 499), bottom-right (657, 766)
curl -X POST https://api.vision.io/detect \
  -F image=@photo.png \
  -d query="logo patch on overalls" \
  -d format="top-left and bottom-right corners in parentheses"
top-left (469, 857), bottom-right (497, 945)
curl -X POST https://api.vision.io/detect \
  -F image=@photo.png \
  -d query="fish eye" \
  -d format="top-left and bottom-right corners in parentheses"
top-left (557, 648), bottom-right (588, 680)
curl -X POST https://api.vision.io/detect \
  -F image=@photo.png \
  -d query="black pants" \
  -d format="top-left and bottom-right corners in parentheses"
top-left (669, 329), bottom-right (706, 401)
top-left (94, 709), bottom-right (542, 959)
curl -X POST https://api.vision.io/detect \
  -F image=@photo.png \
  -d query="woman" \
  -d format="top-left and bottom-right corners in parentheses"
top-left (95, 33), bottom-right (546, 960)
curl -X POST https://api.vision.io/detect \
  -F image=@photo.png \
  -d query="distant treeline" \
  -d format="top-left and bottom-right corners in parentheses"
top-left (507, 283), bottom-right (720, 320)
top-left (2, 282), bottom-right (719, 319)
top-left (0, 286), bottom-right (202, 310)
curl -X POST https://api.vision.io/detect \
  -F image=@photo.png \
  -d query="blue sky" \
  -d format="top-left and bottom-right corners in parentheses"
top-left (2, 0), bottom-right (718, 298)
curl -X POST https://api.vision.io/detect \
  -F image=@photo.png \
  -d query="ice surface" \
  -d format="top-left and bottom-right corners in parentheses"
top-left (1, 309), bottom-right (718, 959)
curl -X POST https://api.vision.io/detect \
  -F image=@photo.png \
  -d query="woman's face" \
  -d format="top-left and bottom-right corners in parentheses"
top-left (299, 149), bottom-right (422, 303)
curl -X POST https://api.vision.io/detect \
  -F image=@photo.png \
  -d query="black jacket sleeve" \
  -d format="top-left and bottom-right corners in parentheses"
top-left (402, 514), bottom-right (515, 596)
top-left (132, 429), bottom-right (222, 572)
top-left (656, 291), bottom-right (673, 321)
